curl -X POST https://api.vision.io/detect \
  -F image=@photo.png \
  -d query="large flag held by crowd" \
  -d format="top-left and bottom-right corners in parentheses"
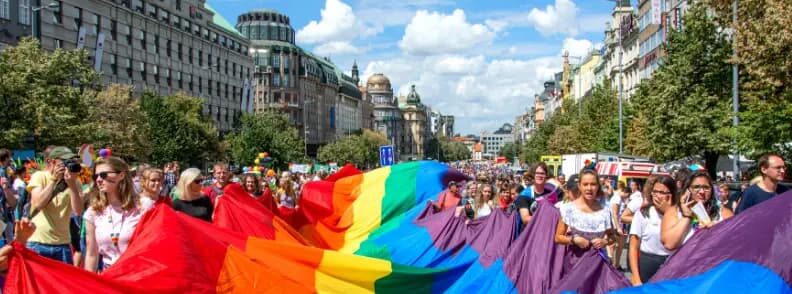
top-left (4, 161), bottom-right (791, 293)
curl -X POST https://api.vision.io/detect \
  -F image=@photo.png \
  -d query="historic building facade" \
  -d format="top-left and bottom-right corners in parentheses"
top-left (400, 85), bottom-right (428, 160)
top-left (237, 8), bottom-right (363, 155)
top-left (1, 0), bottom-right (254, 132)
top-left (364, 73), bottom-right (403, 156)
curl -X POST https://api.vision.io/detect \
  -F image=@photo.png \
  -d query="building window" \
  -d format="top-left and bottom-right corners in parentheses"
top-left (198, 50), bottom-right (203, 66)
top-left (18, 0), bottom-right (31, 25)
top-left (0, 0), bottom-right (9, 20)
top-left (154, 35), bottom-right (159, 52)
top-left (74, 7), bottom-right (82, 31)
top-left (110, 54), bottom-right (117, 74)
top-left (54, 39), bottom-right (63, 48)
top-left (139, 30), bottom-right (146, 50)
top-left (224, 59), bottom-right (228, 74)
top-left (216, 57), bottom-right (220, 72)
top-left (166, 40), bottom-right (171, 57)
top-left (92, 13), bottom-right (100, 35)
top-left (110, 20), bottom-right (117, 41)
top-left (208, 79), bottom-right (212, 94)
top-left (53, 1), bottom-right (62, 23)
top-left (122, 24), bottom-right (131, 44)
top-left (188, 47), bottom-right (193, 64)
top-left (198, 77), bottom-right (202, 93)
top-left (153, 65), bottom-right (159, 84)
top-left (177, 43), bottom-right (182, 60)
top-left (139, 62), bottom-right (146, 81)
top-left (216, 81), bottom-right (220, 96)
top-left (273, 75), bottom-right (280, 87)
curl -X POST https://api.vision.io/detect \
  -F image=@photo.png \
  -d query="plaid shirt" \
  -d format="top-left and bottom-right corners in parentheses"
top-left (164, 171), bottom-right (177, 188)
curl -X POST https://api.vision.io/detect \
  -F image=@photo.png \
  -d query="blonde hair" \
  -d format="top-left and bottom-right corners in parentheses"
top-left (176, 168), bottom-right (202, 199)
top-left (141, 168), bottom-right (164, 194)
top-left (90, 157), bottom-right (138, 212)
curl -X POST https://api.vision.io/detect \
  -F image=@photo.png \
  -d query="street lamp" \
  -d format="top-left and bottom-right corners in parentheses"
top-left (731, 0), bottom-right (740, 180)
top-left (31, 2), bottom-right (59, 41)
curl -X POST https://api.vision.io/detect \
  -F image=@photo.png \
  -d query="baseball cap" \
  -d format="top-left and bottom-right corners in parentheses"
top-left (48, 146), bottom-right (77, 160)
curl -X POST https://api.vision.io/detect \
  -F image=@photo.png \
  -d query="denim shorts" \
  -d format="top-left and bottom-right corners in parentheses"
top-left (26, 242), bottom-right (73, 264)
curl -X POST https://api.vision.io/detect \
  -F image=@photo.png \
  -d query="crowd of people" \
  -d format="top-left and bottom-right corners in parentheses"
top-left (443, 153), bottom-right (787, 285)
top-left (0, 147), bottom-right (327, 275)
top-left (0, 147), bottom-right (787, 288)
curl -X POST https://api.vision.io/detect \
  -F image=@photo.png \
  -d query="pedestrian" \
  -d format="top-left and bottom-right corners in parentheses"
top-left (139, 168), bottom-right (166, 207)
top-left (276, 173), bottom-right (298, 209)
top-left (433, 181), bottom-right (461, 212)
top-left (736, 154), bottom-right (787, 214)
top-left (83, 157), bottom-right (149, 272)
top-left (203, 162), bottom-right (232, 203)
top-left (473, 183), bottom-right (495, 219)
top-left (515, 162), bottom-right (555, 225)
top-left (26, 146), bottom-right (84, 264)
top-left (0, 149), bottom-right (18, 245)
top-left (628, 175), bottom-right (676, 285)
top-left (608, 181), bottom-right (631, 270)
top-left (716, 183), bottom-right (734, 219)
top-left (621, 177), bottom-right (655, 225)
top-left (172, 168), bottom-right (213, 222)
top-left (554, 169), bottom-right (615, 258)
top-left (661, 171), bottom-right (718, 251)
top-left (497, 185), bottom-right (513, 211)
top-left (242, 174), bottom-right (262, 198)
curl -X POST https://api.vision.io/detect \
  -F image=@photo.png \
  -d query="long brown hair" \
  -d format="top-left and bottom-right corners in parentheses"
top-left (91, 157), bottom-right (138, 212)
top-left (641, 175), bottom-right (676, 216)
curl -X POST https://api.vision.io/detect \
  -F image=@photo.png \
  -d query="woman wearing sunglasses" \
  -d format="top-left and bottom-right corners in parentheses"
top-left (661, 171), bottom-right (719, 252)
top-left (83, 157), bottom-right (149, 272)
top-left (628, 175), bottom-right (675, 285)
top-left (172, 168), bottom-right (213, 222)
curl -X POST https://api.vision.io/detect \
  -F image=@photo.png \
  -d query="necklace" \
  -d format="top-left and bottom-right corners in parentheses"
top-left (107, 206), bottom-right (126, 248)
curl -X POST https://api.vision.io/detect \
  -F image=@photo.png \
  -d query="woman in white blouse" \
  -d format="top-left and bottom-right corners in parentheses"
top-left (628, 175), bottom-right (676, 285)
top-left (554, 169), bottom-right (616, 256)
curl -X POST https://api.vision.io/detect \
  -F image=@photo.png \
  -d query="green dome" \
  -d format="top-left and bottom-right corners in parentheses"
top-left (406, 85), bottom-right (421, 104)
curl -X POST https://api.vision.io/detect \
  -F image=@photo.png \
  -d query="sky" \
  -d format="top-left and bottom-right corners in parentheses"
top-left (207, 0), bottom-right (619, 135)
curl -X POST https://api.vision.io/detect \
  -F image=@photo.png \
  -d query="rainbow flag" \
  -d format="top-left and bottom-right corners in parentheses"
top-left (5, 161), bottom-right (787, 293)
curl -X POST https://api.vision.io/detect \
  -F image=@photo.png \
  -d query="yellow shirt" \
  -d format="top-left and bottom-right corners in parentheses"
top-left (26, 171), bottom-right (75, 245)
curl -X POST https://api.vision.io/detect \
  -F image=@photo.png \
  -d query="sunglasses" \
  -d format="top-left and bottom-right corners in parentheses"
top-left (94, 171), bottom-right (120, 180)
top-left (193, 178), bottom-right (204, 184)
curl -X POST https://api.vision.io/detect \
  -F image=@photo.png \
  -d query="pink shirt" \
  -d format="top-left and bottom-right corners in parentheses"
top-left (84, 202), bottom-right (152, 267)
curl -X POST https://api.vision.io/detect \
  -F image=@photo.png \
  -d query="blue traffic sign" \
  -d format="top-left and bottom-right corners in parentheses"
top-left (379, 145), bottom-right (394, 166)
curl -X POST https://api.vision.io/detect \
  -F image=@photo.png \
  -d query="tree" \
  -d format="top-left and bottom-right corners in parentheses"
top-left (577, 81), bottom-right (619, 152)
top-left (705, 0), bottom-right (792, 159)
top-left (0, 38), bottom-right (99, 149)
top-left (87, 85), bottom-right (151, 161)
top-left (441, 141), bottom-right (471, 162)
top-left (624, 112), bottom-right (653, 157)
top-left (140, 92), bottom-right (221, 166)
top-left (317, 130), bottom-right (388, 168)
top-left (227, 111), bottom-right (303, 169)
top-left (499, 142), bottom-right (520, 160)
top-left (630, 4), bottom-right (733, 174)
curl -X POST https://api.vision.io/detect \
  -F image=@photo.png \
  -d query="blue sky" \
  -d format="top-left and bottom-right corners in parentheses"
top-left (207, 0), bottom-right (621, 135)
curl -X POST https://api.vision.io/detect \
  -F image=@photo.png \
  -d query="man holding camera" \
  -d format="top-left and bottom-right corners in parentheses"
top-left (25, 146), bottom-right (84, 264)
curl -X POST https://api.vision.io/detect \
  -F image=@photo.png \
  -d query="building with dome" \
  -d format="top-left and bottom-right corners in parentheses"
top-left (237, 9), bottom-right (363, 156)
top-left (400, 85), bottom-right (429, 160)
top-left (362, 73), bottom-right (403, 157)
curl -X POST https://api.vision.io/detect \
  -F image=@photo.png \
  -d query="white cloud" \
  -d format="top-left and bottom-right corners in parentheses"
top-left (314, 41), bottom-right (362, 56)
top-left (362, 54), bottom-right (561, 134)
top-left (482, 0), bottom-right (609, 37)
top-left (296, 0), bottom-right (381, 45)
top-left (561, 38), bottom-right (595, 58)
top-left (399, 9), bottom-right (496, 56)
top-left (526, 0), bottom-right (579, 36)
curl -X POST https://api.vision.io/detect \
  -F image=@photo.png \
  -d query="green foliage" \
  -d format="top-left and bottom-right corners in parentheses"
top-left (317, 129), bottom-right (388, 168)
top-left (498, 142), bottom-right (520, 160)
top-left (440, 141), bottom-right (471, 162)
top-left (630, 3), bottom-right (733, 167)
top-left (227, 111), bottom-right (304, 169)
top-left (140, 92), bottom-right (221, 166)
top-left (87, 84), bottom-right (151, 161)
top-left (0, 38), bottom-right (99, 149)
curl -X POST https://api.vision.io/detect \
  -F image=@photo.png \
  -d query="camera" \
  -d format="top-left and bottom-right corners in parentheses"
top-left (63, 159), bottom-right (82, 173)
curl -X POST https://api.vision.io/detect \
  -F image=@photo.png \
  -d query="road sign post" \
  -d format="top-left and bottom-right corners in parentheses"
top-left (379, 145), bottom-right (394, 166)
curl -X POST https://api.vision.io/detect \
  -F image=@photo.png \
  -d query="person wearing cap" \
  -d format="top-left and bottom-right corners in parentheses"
top-left (433, 181), bottom-right (461, 211)
top-left (25, 146), bottom-right (84, 264)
